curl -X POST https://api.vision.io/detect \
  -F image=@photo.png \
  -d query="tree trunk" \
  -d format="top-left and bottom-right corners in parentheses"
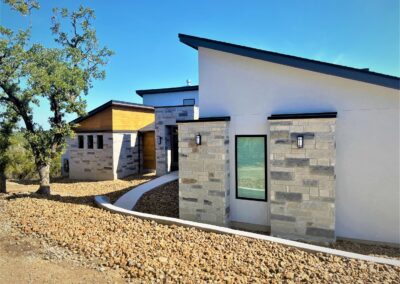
top-left (0, 168), bottom-right (6, 194)
top-left (36, 164), bottom-right (51, 195)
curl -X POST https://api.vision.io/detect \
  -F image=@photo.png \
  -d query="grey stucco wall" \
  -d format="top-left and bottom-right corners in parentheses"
top-left (269, 118), bottom-right (336, 242)
top-left (155, 106), bottom-right (199, 176)
top-left (178, 121), bottom-right (230, 226)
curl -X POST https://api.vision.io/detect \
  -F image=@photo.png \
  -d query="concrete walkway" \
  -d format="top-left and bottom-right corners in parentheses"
top-left (114, 171), bottom-right (179, 210)
top-left (95, 195), bottom-right (400, 267)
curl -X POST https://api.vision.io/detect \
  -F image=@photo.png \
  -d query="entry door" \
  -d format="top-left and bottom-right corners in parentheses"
top-left (142, 131), bottom-right (156, 170)
top-left (171, 126), bottom-right (179, 171)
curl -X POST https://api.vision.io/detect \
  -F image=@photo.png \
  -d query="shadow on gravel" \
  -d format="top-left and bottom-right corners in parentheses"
top-left (6, 175), bottom-right (154, 207)
top-left (9, 174), bottom-right (152, 186)
top-left (5, 187), bottom-right (131, 207)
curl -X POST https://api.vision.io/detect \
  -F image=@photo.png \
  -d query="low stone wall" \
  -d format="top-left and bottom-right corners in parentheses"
top-left (178, 121), bottom-right (230, 226)
top-left (155, 106), bottom-right (199, 176)
top-left (269, 118), bottom-right (336, 242)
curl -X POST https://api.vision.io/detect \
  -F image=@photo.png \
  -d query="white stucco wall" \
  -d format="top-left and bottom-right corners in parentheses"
top-left (198, 47), bottom-right (400, 244)
top-left (142, 90), bottom-right (199, 107)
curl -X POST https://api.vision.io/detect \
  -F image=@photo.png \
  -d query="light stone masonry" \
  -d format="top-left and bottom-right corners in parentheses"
top-left (269, 117), bottom-right (336, 243)
top-left (178, 121), bottom-right (230, 226)
top-left (68, 132), bottom-right (140, 180)
top-left (155, 106), bottom-right (199, 176)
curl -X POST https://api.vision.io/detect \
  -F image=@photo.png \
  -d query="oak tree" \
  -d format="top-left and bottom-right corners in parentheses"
top-left (0, 2), bottom-right (113, 194)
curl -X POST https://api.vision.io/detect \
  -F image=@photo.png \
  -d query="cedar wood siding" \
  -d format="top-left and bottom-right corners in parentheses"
top-left (111, 106), bottom-right (154, 131)
top-left (75, 107), bottom-right (113, 132)
top-left (74, 105), bottom-right (155, 132)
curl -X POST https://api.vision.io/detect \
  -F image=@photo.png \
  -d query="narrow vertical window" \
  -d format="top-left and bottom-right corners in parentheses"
top-left (235, 135), bottom-right (267, 201)
top-left (78, 135), bottom-right (84, 149)
top-left (87, 135), bottom-right (94, 149)
top-left (97, 135), bottom-right (103, 149)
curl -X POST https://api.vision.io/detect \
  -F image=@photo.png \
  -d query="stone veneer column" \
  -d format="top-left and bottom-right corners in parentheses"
top-left (269, 117), bottom-right (336, 242)
top-left (178, 121), bottom-right (230, 226)
top-left (155, 106), bottom-right (199, 176)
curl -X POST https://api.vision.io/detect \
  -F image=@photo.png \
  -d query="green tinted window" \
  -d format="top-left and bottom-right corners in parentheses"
top-left (236, 136), bottom-right (266, 201)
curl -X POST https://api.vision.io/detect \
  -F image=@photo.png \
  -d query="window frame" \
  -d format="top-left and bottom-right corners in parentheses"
top-left (183, 98), bottom-right (195, 106)
top-left (235, 135), bottom-right (268, 202)
top-left (97, 135), bottom-right (104, 149)
top-left (78, 135), bottom-right (84, 149)
top-left (87, 135), bottom-right (94, 149)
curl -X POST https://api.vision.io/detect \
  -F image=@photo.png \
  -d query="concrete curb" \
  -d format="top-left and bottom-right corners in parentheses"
top-left (95, 195), bottom-right (400, 267)
top-left (114, 171), bottom-right (179, 210)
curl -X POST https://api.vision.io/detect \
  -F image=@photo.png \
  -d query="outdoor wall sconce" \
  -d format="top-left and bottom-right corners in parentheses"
top-left (157, 136), bottom-right (162, 145)
top-left (195, 133), bottom-right (201, 145)
top-left (297, 135), bottom-right (304, 148)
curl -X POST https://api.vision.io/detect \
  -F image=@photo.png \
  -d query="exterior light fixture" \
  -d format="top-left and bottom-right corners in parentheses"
top-left (195, 133), bottom-right (201, 145)
top-left (297, 135), bottom-right (304, 148)
top-left (158, 136), bottom-right (162, 145)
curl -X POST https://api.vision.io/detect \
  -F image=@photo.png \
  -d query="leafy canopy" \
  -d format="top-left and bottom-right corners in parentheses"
top-left (0, 4), bottom-right (113, 169)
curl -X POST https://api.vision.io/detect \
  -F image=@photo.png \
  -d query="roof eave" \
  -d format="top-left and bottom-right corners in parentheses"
top-left (136, 85), bottom-right (199, 97)
top-left (179, 34), bottom-right (400, 90)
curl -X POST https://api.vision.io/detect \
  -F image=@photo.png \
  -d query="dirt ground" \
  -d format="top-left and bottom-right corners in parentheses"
top-left (0, 226), bottom-right (124, 284)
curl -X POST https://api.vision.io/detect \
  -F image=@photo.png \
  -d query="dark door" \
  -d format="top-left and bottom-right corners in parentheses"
top-left (171, 126), bottom-right (179, 171)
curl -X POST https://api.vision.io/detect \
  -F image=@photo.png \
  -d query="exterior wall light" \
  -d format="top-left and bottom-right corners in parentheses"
top-left (297, 135), bottom-right (304, 148)
top-left (195, 133), bottom-right (201, 145)
top-left (158, 136), bottom-right (162, 145)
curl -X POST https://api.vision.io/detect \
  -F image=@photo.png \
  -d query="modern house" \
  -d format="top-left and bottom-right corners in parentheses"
top-left (176, 34), bottom-right (400, 245)
top-left (62, 85), bottom-right (199, 180)
top-left (136, 86), bottom-right (199, 176)
top-left (62, 100), bottom-right (156, 180)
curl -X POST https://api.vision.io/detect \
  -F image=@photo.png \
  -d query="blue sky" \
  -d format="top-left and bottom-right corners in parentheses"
top-left (1, 0), bottom-right (399, 126)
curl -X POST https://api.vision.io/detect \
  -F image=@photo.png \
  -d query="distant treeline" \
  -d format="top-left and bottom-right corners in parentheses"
top-left (6, 133), bottom-right (61, 180)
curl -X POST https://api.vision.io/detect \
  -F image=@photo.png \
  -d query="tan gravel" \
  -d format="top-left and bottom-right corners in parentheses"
top-left (133, 181), bottom-right (400, 261)
top-left (2, 176), bottom-right (400, 282)
top-left (134, 180), bottom-right (179, 217)
top-left (6, 173), bottom-right (154, 203)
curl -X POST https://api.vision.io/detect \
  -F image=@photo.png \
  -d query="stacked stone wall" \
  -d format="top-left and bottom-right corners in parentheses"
top-left (69, 133), bottom-right (114, 180)
top-left (68, 132), bottom-right (140, 180)
top-left (178, 121), bottom-right (230, 226)
top-left (113, 132), bottom-right (140, 178)
top-left (269, 118), bottom-right (336, 242)
top-left (155, 106), bottom-right (199, 175)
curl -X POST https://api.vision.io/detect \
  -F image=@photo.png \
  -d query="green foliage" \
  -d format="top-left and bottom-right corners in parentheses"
top-left (5, 132), bottom-right (63, 180)
top-left (0, 107), bottom-right (18, 172)
top-left (0, 1), bottom-right (113, 188)
top-left (5, 133), bottom-right (36, 180)
top-left (4, 0), bottom-right (39, 15)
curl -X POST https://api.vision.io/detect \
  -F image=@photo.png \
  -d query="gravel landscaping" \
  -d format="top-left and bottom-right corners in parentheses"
top-left (134, 180), bottom-right (400, 261)
top-left (134, 181), bottom-right (179, 217)
top-left (2, 176), bottom-right (400, 282)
